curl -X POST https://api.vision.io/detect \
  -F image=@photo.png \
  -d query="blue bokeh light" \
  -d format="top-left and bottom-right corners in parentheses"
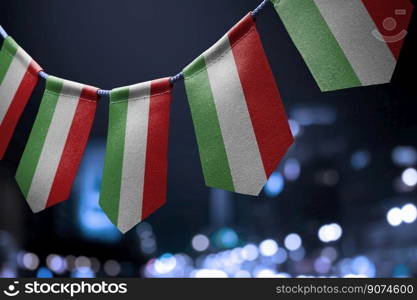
top-left (36, 267), bottom-right (53, 278)
top-left (74, 141), bottom-right (121, 242)
top-left (213, 228), bottom-right (239, 249)
top-left (264, 172), bottom-right (284, 197)
top-left (351, 150), bottom-right (371, 170)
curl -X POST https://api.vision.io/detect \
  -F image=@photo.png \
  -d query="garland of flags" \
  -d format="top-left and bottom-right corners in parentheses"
top-left (0, 0), bottom-right (413, 233)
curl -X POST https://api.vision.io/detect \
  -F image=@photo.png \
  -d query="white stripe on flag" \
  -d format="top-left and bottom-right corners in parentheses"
top-left (0, 48), bottom-right (31, 124)
top-left (314, 0), bottom-right (396, 85)
top-left (117, 82), bottom-right (151, 233)
top-left (204, 36), bottom-right (266, 195)
top-left (26, 82), bottom-right (81, 212)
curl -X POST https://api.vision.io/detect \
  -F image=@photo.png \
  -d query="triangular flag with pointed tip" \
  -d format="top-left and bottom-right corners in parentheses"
top-left (100, 78), bottom-right (172, 233)
top-left (16, 76), bottom-right (98, 212)
top-left (272, 0), bottom-right (414, 91)
top-left (0, 36), bottom-right (42, 159)
top-left (183, 13), bottom-right (293, 196)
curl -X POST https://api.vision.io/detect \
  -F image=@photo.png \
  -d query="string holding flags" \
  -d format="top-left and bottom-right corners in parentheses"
top-left (0, 0), bottom-right (414, 233)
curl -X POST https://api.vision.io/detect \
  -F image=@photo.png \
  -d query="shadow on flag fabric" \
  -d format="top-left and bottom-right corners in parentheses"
top-left (16, 76), bottom-right (98, 213)
top-left (183, 13), bottom-right (294, 196)
top-left (0, 37), bottom-right (42, 159)
top-left (100, 78), bottom-right (172, 233)
top-left (272, 0), bottom-right (414, 92)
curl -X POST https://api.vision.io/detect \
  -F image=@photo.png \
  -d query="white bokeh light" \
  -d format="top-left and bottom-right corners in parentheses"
top-left (402, 168), bottom-right (417, 187)
top-left (242, 244), bottom-right (259, 261)
top-left (154, 254), bottom-right (177, 274)
top-left (387, 208), bottom-right (402, 226)
top-left (195, 269), bottom-right (228, 278)
top-left (259, 239), bottom-right (278, 257)
top-left (192, 234), bottom-right (210, 252)
top-left (284, 233), bottom-right (302, 251)
top-left (22, 252), bottom-right (39, 271)
top-left (401, 204), bottom-right (417, 224)
top-left (255, 269), bottom-right (276, 278)
top-left (318, 224), bottom-right (343, 243)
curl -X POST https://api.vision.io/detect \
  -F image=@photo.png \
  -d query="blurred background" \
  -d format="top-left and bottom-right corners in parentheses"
top-left (0, 0), bottom-right (416, 278)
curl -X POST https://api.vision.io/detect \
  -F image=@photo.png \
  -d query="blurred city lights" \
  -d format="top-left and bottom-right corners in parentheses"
top-left (71, 267), bottom-right (95, 278)
top-left (393, 264), bottom-right (411, 278)
top-left (194, 269), bottom-right (228, 278)
top-left (314, 257), bottom-right (332, 274)
top-left (103, 260), bottom-right (121, 277)
top-left (284, 159), bottom-right (301, 181)
top-left (273, 248), bottom-right (288, 264)
top-left (213, 228), bottom-right (238, 249)
top-left (75, 256), bottom-right (91, 269)
top-left (0, 268), bottom-right (16, 278)
top-left (318, 223), bottom-right (343, 243)
top-left (137, 222), bottom-right (157, 255)
top-left (65, 255), bottom-right (76, 272)
top-left (242, 244), bottom-right (259, 261)
top-left (36, 267), bottom-right (53, 278)
top-left (351, 150), bottom-right (371, 170)
top-left (387, 204), bottom-right (417, 226)
top-left (90, 257), bottom-right (101, 273)
top-left (75, 142), bottom-right (121, 242)
top-left (155, 253), bottom-right (177, 274)
top-left (234, 270), bottom-right (251, 278)
top-left (321, 247), bottom-right (338, 263)
top-left (264, 172), bottom-right (284, 197)
top-left (255, 269), bottom-right (276, 278)
top-left (289, 247), bottom-right (305, 262)
top-left (392, 146), bottom-right (417, 167)
top-left (387, 208), bottom-right (402, 226)
top-left (291, 106), bottom-right (337, 126)
top-left (192, 234), bottom-right (210, 252)
top-left (401, 168), bottom-right (417, 187)
top-left (284, 233), bottom-right (302, 251)
top-left (259, 239), bottom-right (278, 257)
top-left (288, 119), bottom-right (302, 137)
top-left (351, 256), bottom-right (376, 278)
top-left (22, 252), bottom-right (39, 271)
top-left (401, 204), bottom-right (417, 223)
top-left (46, 254), bottom-right (66, 274)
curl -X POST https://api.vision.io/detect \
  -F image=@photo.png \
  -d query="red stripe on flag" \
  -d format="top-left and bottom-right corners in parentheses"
top-left (362, 0), bottom-right (413, 59)
top-left (229, 14), bottom-right (294, 178)
top-left (0, 61), bottom-right (41, 159)
top-left (46, 86), bottom-right (98, 208)
top-left (141, 78), bottom-right (172, 220)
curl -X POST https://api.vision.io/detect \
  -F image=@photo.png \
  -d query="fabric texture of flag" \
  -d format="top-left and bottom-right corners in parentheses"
top-left (0, 36), bottom-right (42, 159)
top-left (183, 13), bottom-right (293, 196)
top-left (16, 76), bottom-right (98, 213)
top-left (100, 78), bottom-right (172, 233)
top-left (272, 0), bottom-right (414, 92)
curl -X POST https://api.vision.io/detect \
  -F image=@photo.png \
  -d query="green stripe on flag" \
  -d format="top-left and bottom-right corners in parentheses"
top-left (16, 77), bottom-right (63, 197)
top-left (272, 0), bottom-right (361, 91)
top-left (0, 37), bottom-right (19, 84)
top-left (184, 56), bottom-right (234, 192)
top-left (99, 88), bottom-right (129, 226)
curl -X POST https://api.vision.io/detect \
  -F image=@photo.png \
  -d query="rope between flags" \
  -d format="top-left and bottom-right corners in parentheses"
top-left (0, 0), bottom-right (270, 98)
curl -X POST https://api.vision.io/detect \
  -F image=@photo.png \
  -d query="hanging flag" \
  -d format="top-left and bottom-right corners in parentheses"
top-left (16, 76), bottom-right (98, 213)
top-left (272, 0), bottom-right (414, 92)
top-left (183, 13), bottom-right (293, 196)
top-left (100, 78), bottom-right (172, 233)
top-left (0, 37), bottom-right (42, 159)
